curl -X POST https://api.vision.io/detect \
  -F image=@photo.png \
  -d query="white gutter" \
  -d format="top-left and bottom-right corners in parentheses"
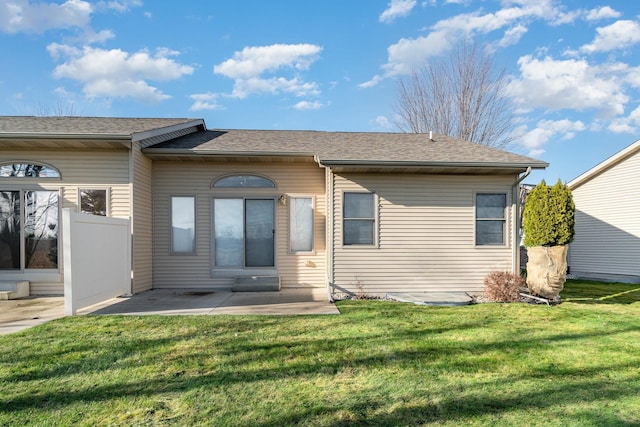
top-left (512, 167), bottom-right (532, 273)
top-left (318, 159), bottom-right (549, 169)
top-left (0, 133), bottom-right (132, 140)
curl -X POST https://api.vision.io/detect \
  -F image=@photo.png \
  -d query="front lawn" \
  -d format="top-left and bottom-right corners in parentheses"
top-left (561, 278), bottom-right (640, 304)
top-left (1, 281), bottom-right (639, 426)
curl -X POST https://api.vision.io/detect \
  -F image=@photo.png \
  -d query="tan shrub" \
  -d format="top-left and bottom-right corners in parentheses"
top-left (484, 271), bottom-right (525, 303)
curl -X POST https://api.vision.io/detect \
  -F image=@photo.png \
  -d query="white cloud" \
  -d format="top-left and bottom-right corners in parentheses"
top-left (231, 77), bottom-right (320, 99)
top-left (606, 105), bottom-right (640, 134)
top-left (379, 0), bottom-right (417, 23)
top-left (96, 0), bottom-right (142, 13)
top-left (581, 20), bottom-right (640, 53)
top-left (213, 43), bottom-right (322, 99)
top-left (498, 24), bottom-right (528, 47)
top-left (293, 100), bottom-right (323, 110)
top-left (362, 0), bottom-right (563, 86)
top-left (517, 119), bottom-right (585, 156)
top-left (214, 44), bottom-right (321, 79)
top-left (607, 119), bottom-right (635, 134)
top-left (585, 6), bottom-right (620, 22)
top-left (372, 115), bottom-right (394, 130)
top-left (550, 9), bottom-right (582, 26)
top-left (49, 45), bottom-right (194, 103)
top-left (508, 55), bottom-right (629, 118)
top-left (0, 0), bottom-right (92, 33)
top-left (625, 65), bottom-right (640, 88)
top-left (359, 29), bottom-right (454, 86)
top-left (629, 105), bottom-right (640, 124)
top-left (189, 93), bottom-right (223, 111)
top-left (79, 28), bottom-right (115, 44)
top-left (359, 75), bottom-right (383, 89)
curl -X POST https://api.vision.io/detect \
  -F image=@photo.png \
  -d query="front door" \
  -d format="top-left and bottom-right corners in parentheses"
top-left (213, 198), bottom-right (275, 269)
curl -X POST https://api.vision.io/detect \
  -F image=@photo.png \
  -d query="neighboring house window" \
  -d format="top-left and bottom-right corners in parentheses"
top-left (0, 190), bottom-right (59, 270)
top-left (0, 162), bottom-right (60, 178)
top-left (213, 175), bottom-right (275, 188)
top-left (290, 197), bottom-right (313, 252)
top-left (171, 196), bottom-right (195, 253)
top-left (476, 193), bottom-right (507, 246)
top-left (79, 189), bottom-right (108, 216)
top-left (343, 192), bottom-right (376, 246)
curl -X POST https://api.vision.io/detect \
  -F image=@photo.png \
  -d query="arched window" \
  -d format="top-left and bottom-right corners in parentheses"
top-left (0, 162), bottom-right (60, 178)
top-left (212, 174), bottom-right (276, 188)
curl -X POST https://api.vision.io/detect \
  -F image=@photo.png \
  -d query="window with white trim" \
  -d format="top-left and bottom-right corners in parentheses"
top-left (0, 162), bottom-right (60, 178)
top-left (0, 190), bottom-right (59, 270)
top-left (213, 175), bottom-right (275, 188)
top-left (343, 192), bottom-right (376, 246)
top-left (476, 193), bottom-right (507, 246)
top-left (171, 196), bottom-right (195, 253)
top-left (290, 197), bottom-right (313, 252)
top-left (79, 189), bottom-right (108, 216)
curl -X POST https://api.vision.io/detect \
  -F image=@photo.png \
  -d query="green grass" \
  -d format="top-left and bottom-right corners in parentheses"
top-left (1, 282), bottom-right (640, 426)
top-left (562, 279), bottom-right (640, 304)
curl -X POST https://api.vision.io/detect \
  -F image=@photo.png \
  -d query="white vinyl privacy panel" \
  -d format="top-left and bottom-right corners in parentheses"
top-left (63, 209), bottom-right (130, 315)
top-left (569, 148), bottom-right (640, 279)
top-left (331, 173), bottom-right (515, 294)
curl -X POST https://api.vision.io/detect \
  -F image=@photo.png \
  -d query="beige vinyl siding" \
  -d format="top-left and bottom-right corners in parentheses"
top-left (569, 149), bottom-right (640, 279)
top-left (131, 146), bottom-right (153, 292)
top-left (152, 161), bottom-right (326, 289)
top-left (331, 173), bottom-right (514, 294)
top-left (0, 149), bottom-right (130, 294)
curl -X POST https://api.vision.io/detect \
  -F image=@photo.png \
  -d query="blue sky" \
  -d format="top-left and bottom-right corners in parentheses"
top-left (1, 0), bottom-right (639, 185)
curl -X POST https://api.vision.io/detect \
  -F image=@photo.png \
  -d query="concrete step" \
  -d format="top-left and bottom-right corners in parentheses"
top-left (232, 276), bottom-right (281, 292)
top-left (0, 281), bottom-right (30, 300)
top-left (387, 292), bottom-right (472, 307)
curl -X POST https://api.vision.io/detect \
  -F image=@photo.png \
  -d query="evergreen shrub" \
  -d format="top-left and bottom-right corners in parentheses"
top-left (523, 179), bottom-right (575, 247)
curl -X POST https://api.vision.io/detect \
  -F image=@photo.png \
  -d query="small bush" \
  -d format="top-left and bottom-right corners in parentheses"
top-left (523, 179), bottom-right (575, 247)
top-left (484, 271), bottom-right (525, 302)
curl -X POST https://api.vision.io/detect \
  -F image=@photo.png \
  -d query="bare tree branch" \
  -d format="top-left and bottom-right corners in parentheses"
top-left (394, 39), bottom-right (515, 149)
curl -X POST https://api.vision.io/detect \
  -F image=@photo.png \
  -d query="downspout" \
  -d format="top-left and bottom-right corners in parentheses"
top-left (512, 167), bottom-right (531, 274)
top-left (314, 156), bottom-right (335, 302)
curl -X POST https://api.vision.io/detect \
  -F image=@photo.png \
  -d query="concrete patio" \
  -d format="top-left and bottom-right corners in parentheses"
top-left (0, 288), bottom-right (475, 336)
top-left (0, 287), bottom-right (339, 335)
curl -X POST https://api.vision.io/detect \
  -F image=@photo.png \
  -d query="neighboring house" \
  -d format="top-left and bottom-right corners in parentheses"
top-left (0, 116), bottom-right (547, 299)
top-left (567, 139), bottom-right (640, 284)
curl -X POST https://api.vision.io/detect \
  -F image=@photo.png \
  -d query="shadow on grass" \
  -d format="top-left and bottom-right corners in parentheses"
top-left (3, 355), bottom-right (639, 426)
top-left (561, 279), bottom-right (640, 304)
top-left (2, 308), bottom-right (640, 425)
top-left (2, 302), bottom-right (640, 425)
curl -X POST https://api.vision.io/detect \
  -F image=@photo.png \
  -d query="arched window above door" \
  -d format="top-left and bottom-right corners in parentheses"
top-left (0, 162), bottom-right (61, 178)
top-left (212, 174), bottom-right (276, 188)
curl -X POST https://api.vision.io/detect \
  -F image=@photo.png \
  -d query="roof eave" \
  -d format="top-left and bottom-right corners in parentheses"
top-left (140, 148), bottom-right (316, 158)
top-left (318, 159), bottom-right (549, 170)
top-left (568, 138), bottom-right (640, 189)
top-left (131, 119), bottom-right (205, 142)
top-left (0, 119), bottom-right (205, 142)
top-left (0, 133), bottom-right (132, 141)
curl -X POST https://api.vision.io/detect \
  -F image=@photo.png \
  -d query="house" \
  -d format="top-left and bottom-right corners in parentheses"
top-left (0, 116), bottom-right (547, 302)
top-left (567, 139), bottom-right (640, 284)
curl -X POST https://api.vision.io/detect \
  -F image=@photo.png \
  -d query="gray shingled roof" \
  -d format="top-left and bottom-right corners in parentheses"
top-left (0, 116), bottom-right (200, 136)
top-left (0, 116), bottom-right (547, 169)
top-left (146, 129), bottom-right (547, 168)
